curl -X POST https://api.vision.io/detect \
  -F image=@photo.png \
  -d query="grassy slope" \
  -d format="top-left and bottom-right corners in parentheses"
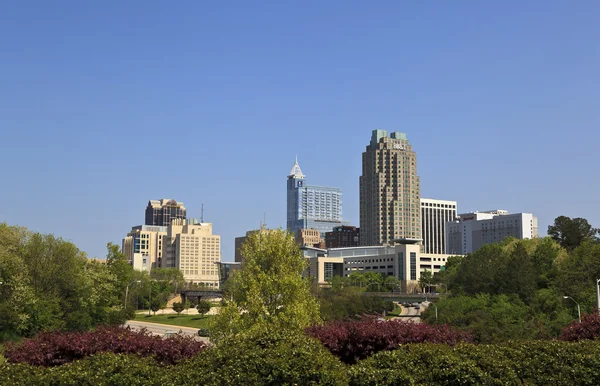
top-left (132, 314), bottom-right (213, 329)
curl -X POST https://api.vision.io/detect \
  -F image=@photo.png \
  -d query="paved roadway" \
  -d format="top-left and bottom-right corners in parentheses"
top-left (125, 320), bottom-right (209, 344)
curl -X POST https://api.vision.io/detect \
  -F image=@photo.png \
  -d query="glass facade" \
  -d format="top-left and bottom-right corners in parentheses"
top-left (410, 252), bottom-right (417, 280)
top-left (287, 160), bottom-right (345, 237)
top-left (397, 252), bottom-right (404, 280)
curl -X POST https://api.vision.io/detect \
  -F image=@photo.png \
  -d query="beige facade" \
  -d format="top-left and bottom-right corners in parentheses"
top-left (360, 130), bottom-right (421, 246)
top-left (122, 225), bottom-right (167, 272)
top-left (296, 228), bottom-right (324, 247)
top-left (162, 219), bottom-right (221, 287)
top-left (123, 219), bottom-right (221, 287)
top-left (305, 256), bottom-right (344, 284)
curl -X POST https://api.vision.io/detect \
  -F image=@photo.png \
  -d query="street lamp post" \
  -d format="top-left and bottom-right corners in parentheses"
top-left (563, 296), bottom-right (581, 323)
top-left (125, 280), bottom-right (141, 308)
top-left (430, 302), bottom-right (438, 322)
top-left (596, 279), bottom-right (600, 314)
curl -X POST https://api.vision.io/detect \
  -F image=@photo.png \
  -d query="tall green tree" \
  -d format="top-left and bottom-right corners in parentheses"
top-left (548, 216), bottom-right (599, 251)
top-left (211, 228), bottom-right (321, 343)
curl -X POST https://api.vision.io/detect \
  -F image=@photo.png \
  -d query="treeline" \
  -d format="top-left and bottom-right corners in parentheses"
top-left (0, 223), bottom-right (185, 341)
top-left (423, 216), bottom-right (600, 342)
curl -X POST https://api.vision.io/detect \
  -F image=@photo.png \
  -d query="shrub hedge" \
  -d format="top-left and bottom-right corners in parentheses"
top-left (3, 330), bottom-right (600, 385)
top-left (349, 340), bottom-right (600, 386)
top-left (4, 325), bottom-right (205, 366)
top-left (306, 317), bottom-right (474, 364)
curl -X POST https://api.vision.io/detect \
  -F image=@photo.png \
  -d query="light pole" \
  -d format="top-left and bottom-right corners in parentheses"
top-left (125, 280), bottom-right (141, 308)
top-left (430, 302), bottom-right (438, 322)
top-left (596, 279), bottom-right (600, 314)
top-left (563, 296), bottom-right (581, 323)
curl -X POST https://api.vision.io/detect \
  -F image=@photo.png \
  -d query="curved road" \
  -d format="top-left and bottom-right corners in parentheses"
top-left (125, 320), bottom-right (209, 343)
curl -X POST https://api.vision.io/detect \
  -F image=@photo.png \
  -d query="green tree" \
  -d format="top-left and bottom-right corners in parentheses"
top-left (548, 216), bottom-right (599, 251)
top-left (172, 302), bottom-right (184, 316)
top-left (419, 269), bottom-right (433, 293)
top-left (197, 300), bottom-right (212, 318)
top-left (211, 228), bottom-right (320, 343)
top-left (150, 298), bottom-right (161, 315)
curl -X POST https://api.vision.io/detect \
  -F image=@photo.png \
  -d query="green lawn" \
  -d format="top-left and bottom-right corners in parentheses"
top-left (387, 304), bottom-right (403, 317)
top-left (132, 313), bottom-right (213, 329)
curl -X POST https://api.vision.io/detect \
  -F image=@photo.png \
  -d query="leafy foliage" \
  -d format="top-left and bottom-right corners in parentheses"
top-left (318, 287), bottom-right (394, 321)
top-left (560, 312), bottom-right (600, 341)
top-left (4, 326), bottom-right (205, 366)
top-left (350, 341), bottom-right (600, 386)
top-left (196, 300), bottom-right (212, 317)
top-left (548, 216), bottom-right (599, 251)
top-left (306, 317), bottom-right (473, 364)
top-left (0, 224), bottom-right (129, 339)
top-left (211, 227), bottom-right (320, 342)
top-left (180, 330), bottom-right (348, 385)
top-left (172, 302), bottom-right (185, 315)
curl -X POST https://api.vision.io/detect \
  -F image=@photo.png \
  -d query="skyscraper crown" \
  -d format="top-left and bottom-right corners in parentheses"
top-left (288, 157), bottom-right (305, 178)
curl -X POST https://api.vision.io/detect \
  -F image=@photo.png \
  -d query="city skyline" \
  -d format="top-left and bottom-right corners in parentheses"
top-left (1, 2), bottom-right (599, 260)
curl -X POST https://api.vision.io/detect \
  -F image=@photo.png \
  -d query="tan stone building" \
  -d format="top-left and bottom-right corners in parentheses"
top-left (122, 225), bottom-right (167, 271)
top-left (123, 219), bottom-right (221, 287)
top-left (295, 228), bottom-right (325, 248)
top-left (360, 130), bottom-right (421, 246)
top-left (162, 219), bottom-right (221, 287)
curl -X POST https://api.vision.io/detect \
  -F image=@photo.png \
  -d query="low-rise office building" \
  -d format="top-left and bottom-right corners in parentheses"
top-left (446, 211), bottom-right (538, 254)
top-left (325, 225), bottom-right (360, 248)
top-left (302, 241), bottom-right (457, 290)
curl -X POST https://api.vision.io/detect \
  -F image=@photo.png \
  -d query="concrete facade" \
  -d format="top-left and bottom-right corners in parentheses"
top-left (360, 130), bottom-right (421, 246)
top-left (296, 228), bottom-right (325, 248)
top-left (145, 199), bottom-right (186, 227)
top-left (162, 219), bottom-right (221, 287)
top-left (446, 211), bottom-right (539, 254)
top-left (122, 225), bottom-right (167, 271)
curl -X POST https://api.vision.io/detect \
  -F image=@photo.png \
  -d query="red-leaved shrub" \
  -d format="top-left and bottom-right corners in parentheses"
top-left (4, 325), bottom-right (206, 366)
top-left (560, 312), bottom-right (600, 342)
top-left (306, 317), bottom-right (474, 364)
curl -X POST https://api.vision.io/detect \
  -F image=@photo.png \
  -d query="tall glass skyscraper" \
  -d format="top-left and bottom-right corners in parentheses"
top-left (287, 158), bottom-right (345, 237)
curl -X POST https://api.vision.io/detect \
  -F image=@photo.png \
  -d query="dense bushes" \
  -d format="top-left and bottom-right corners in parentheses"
top-left (179, 330), bottom-right (348, 385)
top-left (306, 317), bottom-right (473, 364)
top-left (560, 312), bottom-right (600, 341)
top-left (4, 340), bottom-right (600, 385)
top-left (4, 326), bottom-right (205, 366)
top-left (318, 287), bottom-right (395, 321)
top-left (349, 341), bottom-right (600, 386)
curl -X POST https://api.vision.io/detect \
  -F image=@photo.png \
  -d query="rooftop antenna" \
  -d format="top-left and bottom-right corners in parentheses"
top-left (201, 203), bottom-right (204, 223)
top-left (263, 212), bottom-right (267, 227)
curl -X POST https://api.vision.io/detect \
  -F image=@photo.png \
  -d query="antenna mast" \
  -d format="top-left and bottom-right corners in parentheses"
top-left (201, 203), bottom-right (204, 223)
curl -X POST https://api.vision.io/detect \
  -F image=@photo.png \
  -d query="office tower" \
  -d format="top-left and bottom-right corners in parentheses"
top-left (286, 158), bottom-right (345, 237)
top-left (122, 225), bottom-right (167, 271)
top-left (325, 225), bottom-right (360, 248)
top-left (421, 198), bottom-right (457, 254)
top-left (145, 199), bottom-right (187, 226)
top-left (446, 211), bottom-right (539, 254)
top-left (360, 130), bottom-right (421, 246)
top-left (162, 218), bottom-right (221, 287)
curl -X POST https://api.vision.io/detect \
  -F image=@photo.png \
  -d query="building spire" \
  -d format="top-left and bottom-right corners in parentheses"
top-left (289, 156), bottom-right (305, 178)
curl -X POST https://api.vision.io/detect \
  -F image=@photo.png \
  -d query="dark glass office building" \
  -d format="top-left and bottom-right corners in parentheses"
top-left (145, 199), bottom-right (187, 226)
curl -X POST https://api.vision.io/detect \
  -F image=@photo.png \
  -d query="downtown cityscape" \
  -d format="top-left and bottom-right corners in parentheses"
top-left (1, 2), bottom-right (600, 385)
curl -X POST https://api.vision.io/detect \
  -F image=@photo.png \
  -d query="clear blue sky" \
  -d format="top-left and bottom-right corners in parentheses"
top-left (1, 1), bottom-right (598, 261)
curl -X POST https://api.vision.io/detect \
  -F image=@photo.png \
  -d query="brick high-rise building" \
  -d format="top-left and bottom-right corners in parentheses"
top-left (325, 225), bottom-right (360, 248)
top-left (360, 130), bottom-right (421, 246)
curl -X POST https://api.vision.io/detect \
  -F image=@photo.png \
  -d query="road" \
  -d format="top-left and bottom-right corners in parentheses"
top-left (125, 320), bottom-right (209, 343)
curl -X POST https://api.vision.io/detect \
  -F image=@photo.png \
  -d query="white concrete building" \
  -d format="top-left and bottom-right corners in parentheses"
top-left (122, 225), bottom-right (167, 272)
top-left (421, 198), bottom-right (457, 254)
top-left (446, 211), bottom-right (538, 254)
top-left (302, 243), bottom-right (456, 291)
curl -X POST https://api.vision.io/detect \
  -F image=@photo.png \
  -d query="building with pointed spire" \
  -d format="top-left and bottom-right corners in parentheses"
top-left (286, 157), bottom-right (346, 238)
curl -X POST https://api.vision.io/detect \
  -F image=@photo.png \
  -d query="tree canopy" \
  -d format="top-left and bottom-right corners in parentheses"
top-left (210, 228), bottom-right (320, 342)
top-left (548, 216), bottom-right (599, 251)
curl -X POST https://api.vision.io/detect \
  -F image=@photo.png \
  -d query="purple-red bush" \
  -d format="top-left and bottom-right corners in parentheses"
top-left (4, 325), bottom-right (206, 366)
top-left (560, 312), bottom-right (600, 342)
top-left (306, 317), bottom-right (474, 364)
